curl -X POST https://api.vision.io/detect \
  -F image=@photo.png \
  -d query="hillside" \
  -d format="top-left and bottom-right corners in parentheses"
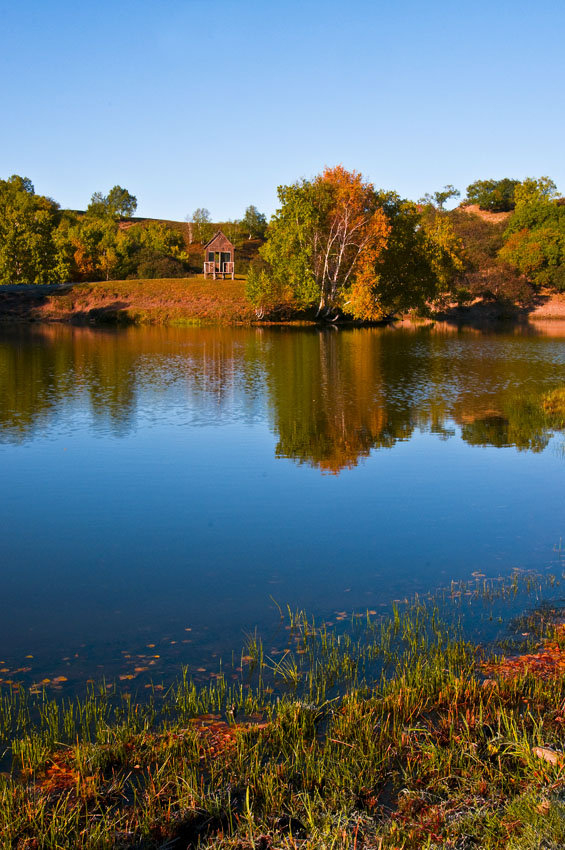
top-left (0, 277), bottom-right (257, 325)
top-left (457, 203), bottom-right (512, 225)
top-left (117, 217), bottom-right (264, 275)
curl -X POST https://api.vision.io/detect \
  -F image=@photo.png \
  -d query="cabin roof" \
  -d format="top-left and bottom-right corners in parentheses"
top-left (203, 230), bottom-right (234, 250)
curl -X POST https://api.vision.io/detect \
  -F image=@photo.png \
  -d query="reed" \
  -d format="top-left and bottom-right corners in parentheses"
top-left (2, 576), bottom-right (565, 847)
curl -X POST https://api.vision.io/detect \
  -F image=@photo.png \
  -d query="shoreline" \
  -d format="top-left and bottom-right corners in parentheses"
top-left (2, 580), bottom-right (565, 848)
top-left (1, 278), bottom-right (565, 334)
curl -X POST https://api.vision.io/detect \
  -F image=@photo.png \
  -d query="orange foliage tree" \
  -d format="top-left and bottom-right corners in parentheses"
top-left (254, 166), bottom-right (390, 319)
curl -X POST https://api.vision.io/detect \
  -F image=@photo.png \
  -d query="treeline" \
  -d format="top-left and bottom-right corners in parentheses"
top-left (246, 170), bottom-right (564, 320)
top-left (0, 176), bottom-right (267, 286)
top-left (1, 171), bottom-right (564, 321)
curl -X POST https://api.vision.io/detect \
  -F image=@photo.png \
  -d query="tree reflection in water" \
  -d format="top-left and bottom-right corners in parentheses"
top-left (0, 323), bottom-right (563, 468)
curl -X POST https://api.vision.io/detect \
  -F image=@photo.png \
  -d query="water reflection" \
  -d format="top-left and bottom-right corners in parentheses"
top-left (1, 322), bottom-right (565, 683)
top-left (0, 324), bottom-right (564, 469)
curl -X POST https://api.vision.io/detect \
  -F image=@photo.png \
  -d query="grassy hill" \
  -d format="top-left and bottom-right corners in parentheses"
top-left (0, 276), bottom-right (257, 325)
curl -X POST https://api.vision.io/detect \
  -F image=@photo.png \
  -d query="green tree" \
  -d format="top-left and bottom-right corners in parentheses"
top-left (113, 221), bottom-right (187, 279)
top-left (0, 175), bottom-right (67, 285)
top-left (499, 193), bottom-right (565, 290)
top-left (256, 166), bottom-right (390, 319)
top-left (465, 178), bottom-right (520, 212)
top-left (187, 207), bottom-right (213, 243)
top-left (419, 184), bottom-right (460, 210)
top-left (419, 206), bottom-right (466, 297)
top-left (241, 205), bottom-right (267, 239)
top-left (513, 176), bottom-right (558, 207)
top-left (87, 185), bottom-right (137, 219)
top-left (364, 192), bottom-right (439, 314)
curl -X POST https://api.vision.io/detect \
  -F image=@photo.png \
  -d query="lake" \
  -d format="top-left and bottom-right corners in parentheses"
top-left (1, 322), bottom-right (564, 691)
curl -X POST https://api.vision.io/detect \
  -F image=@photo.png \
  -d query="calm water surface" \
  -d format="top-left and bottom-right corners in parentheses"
top-left (1, 323), bottom-right (564, 688)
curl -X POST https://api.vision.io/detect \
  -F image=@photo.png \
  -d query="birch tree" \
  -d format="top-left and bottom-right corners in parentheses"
top-left (259, 166), bottom-right (390, 319)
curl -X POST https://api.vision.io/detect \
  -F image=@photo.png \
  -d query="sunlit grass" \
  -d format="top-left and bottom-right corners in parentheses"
top-left (3, 577), bottom-right (565, 847)
top-left (20, 276), bottom-right (260, 326)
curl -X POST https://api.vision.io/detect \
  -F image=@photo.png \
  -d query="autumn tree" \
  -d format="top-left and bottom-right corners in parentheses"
top-left (59, 214), bottom-right (120, 281)
top-left (252, 166), bottom-right (391, 320)
top-left (0, 175), bottom-right (67, 285)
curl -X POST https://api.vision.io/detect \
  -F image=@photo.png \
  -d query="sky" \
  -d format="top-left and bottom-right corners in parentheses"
top-left (1, 0), bottom-right (564, 221)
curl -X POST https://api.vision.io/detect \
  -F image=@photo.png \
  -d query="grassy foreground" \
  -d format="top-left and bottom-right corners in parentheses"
top-left (0, 277), bottom-right (258, 326)
top-left (3, 592), bottom-right (565, 848)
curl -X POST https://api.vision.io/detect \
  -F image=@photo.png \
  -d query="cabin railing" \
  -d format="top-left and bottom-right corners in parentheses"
top-left (203, 260), bottom-right (235, 279)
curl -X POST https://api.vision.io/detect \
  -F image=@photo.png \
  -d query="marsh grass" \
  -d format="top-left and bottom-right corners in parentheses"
top-left (3, 578), bottom-right (565, 847)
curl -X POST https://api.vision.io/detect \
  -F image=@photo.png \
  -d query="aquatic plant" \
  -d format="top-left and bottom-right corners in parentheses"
top-left (2, 579), bottom-right (565, 846)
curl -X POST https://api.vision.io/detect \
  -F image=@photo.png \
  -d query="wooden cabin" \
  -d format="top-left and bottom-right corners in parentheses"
top-left (203, 231), bottom-right (235, 279)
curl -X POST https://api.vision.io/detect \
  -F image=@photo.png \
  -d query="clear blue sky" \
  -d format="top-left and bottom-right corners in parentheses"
top-left (1, 0), bottom-right (563, 220)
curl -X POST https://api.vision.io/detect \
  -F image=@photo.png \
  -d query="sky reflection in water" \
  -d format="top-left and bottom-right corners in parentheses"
top-left (0, 323), bottom-right (564, 689)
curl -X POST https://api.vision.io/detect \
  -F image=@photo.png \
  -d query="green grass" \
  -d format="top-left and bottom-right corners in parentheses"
top-left (3, 581), bottom-right (565, 847)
